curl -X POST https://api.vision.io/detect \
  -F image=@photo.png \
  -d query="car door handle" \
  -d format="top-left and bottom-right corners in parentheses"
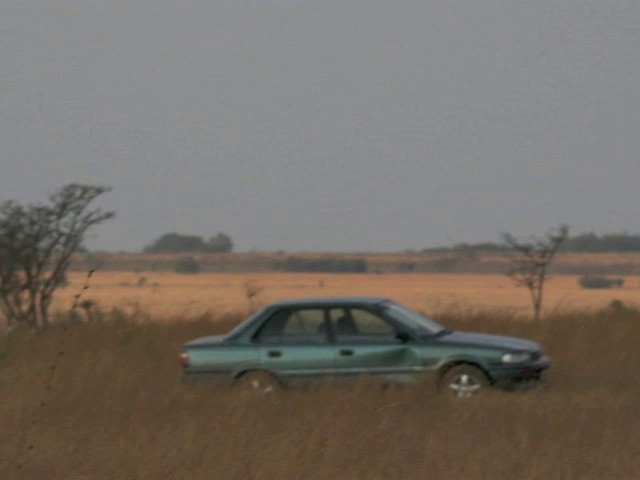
top-left (267, 350), bottom-right (282, 358)
top-left (339, 349), bottom-right (354, 356)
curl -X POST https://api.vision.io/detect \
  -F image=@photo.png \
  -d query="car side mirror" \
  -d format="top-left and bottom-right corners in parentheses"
top-left (396, 331), bottom-right (411, 343)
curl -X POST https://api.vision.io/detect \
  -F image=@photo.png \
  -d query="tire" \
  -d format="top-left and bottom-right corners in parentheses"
top-left (439, 365), bottom-right (489, 399)
top-left (235, 370), bottom-right (281, 395)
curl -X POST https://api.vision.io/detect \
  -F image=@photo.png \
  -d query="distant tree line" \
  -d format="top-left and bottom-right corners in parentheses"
top-left (275, 256), bottom-right (368, 273)
top-left (562, 233), bottom-right (640, 252)
top-left (174, 256), bottom-right (201, 274)
top-left (144, 232), bottom-right (233, 254)
top-left (422, 233), bottom-right (640, 254)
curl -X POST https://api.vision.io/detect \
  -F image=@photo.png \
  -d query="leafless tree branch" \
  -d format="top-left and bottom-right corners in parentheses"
top-left (502, 224), bottom-right (569, 322)
top-left (0, 184), bottom-right (114, 329)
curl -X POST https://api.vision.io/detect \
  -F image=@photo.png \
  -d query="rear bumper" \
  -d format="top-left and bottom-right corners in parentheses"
top-left (488, 355), bottom-right (550, 386)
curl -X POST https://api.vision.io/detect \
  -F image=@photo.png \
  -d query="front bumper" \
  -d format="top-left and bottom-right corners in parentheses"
top-left (488, 355), bottom-right (550, 386)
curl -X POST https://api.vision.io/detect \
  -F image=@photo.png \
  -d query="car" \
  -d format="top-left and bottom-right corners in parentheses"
top-left (180, 297), bottom-right (550, 397)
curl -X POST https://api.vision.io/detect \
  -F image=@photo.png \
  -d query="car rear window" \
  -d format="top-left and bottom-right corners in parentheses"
top-left (257, 308), bottom-right (328, 344)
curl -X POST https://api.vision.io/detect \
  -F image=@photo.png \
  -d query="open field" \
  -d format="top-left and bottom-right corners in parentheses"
top-left (2, 309), bottom-right (640, 479)
top-left (53, 271), bottom-right (640, 319)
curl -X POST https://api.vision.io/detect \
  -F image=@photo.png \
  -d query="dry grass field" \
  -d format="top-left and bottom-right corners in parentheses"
top-left (53, 271), bottom-right (640, 319)
top-left (4, 269), bottom-right (639, 478)
top-left (2, 308), bottom-right (639, 479)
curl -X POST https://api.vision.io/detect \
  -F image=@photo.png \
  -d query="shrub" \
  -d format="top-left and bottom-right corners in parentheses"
top-left (173, 257), bottom-right (200, 274)
top-left (0, 184), bottom-right (114, 328)
top-left (579, 275), bottom-right (624, 289)
top-left (398, 262), bottom-right (416, 273)
top-left (608, 299), bottom-right (626, 312)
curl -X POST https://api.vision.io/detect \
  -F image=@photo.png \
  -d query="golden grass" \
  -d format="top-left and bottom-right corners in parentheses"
top-left (2, 309), bottom-right (640, 479)
top-left (53, 271), bottom-right (640, 319)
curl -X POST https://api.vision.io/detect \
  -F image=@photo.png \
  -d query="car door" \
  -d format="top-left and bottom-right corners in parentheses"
top-left (330, 307), bottom-right (423, 383)
top-left (255, 307), bottom-right (335, 386)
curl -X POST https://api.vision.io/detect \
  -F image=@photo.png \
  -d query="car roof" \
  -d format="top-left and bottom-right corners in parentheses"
top-left (268, 296), bottom-right (390, 308)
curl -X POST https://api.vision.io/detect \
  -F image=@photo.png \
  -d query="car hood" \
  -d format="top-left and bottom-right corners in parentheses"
top-left (183, 334), bottom-right (228, 348)
top-left (436, 331), bottom-right (540, 352)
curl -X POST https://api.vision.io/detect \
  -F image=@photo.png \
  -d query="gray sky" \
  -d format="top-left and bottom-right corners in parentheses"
top-left (2, 1), bottom-right (639, 252)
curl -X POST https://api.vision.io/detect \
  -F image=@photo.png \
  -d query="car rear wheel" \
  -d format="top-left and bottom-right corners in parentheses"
top-left (439, 365), bottom-right (489, 398)
top-left (236, 371), bottom-right (281, 395)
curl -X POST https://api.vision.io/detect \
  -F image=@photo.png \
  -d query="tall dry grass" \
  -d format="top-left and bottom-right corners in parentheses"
top-left (1, 307), bottom-right (639, 479)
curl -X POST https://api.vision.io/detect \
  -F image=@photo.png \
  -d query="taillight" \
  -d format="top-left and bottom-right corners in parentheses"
top-left (179, 352), bottom-right (190, 368)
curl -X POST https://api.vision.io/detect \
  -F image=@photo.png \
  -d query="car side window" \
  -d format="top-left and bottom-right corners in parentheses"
top-left (330, 308), bottom-right (397, 343)
top-left (257, 308), bottom-right (328, 345)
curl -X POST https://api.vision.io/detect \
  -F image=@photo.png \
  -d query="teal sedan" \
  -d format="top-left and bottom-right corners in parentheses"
top-left (180, 297), bottom-right (549, 397)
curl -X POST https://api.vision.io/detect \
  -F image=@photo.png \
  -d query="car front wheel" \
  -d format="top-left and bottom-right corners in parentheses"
top-left (439, 365), bottom-right (489, 398)
top-left (236, 370), bottom-right (281, 395)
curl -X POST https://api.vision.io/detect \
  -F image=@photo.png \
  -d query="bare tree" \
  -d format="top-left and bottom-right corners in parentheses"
top-left (0, 184), bottom-right (114, 329)
top-left (502, 224), bottom-right (569, 322)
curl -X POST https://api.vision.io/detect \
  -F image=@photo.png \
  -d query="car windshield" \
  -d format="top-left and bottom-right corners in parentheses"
top-left (381, 302), bottom-right (447, 336)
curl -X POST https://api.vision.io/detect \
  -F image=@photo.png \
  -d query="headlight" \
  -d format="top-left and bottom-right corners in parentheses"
top-left (501, 352), bottom-right (532, 364)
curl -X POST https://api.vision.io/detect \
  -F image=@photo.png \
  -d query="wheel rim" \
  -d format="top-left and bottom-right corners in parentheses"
top-left (245, 376), bottom-right (276, 394)
top-left (448, 373), bottom-right (482, 398)
top-left (238, 374), bottom-right (278, 395)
